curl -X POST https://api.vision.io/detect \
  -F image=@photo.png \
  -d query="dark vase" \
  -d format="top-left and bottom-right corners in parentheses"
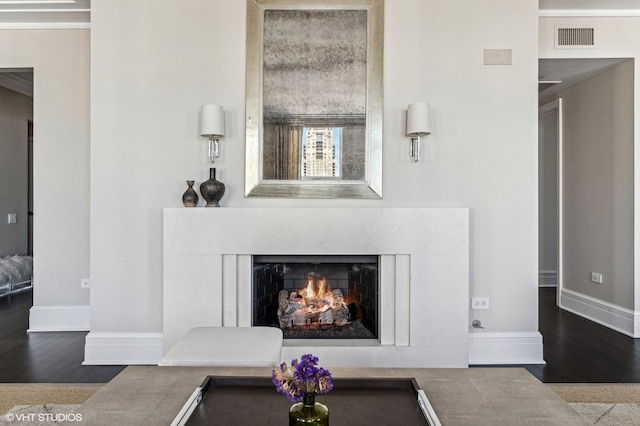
top-left (199, 167), bottom-right (225, 207)
top-left (181, 180), bottom-right (198, 207)
top-left (289, 392), bottom-right (329, 426)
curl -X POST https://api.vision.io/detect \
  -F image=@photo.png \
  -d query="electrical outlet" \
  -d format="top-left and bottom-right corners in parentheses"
top-left (81, 278), bottom-right (91, 288)
top-left (7, 214), bottom-right (16, 224)
top-left (591, 272), bottom-right (603, 284)
top-left (471, 297), bottom-right (490, 310)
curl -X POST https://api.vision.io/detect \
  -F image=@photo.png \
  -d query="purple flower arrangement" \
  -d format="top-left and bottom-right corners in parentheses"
top-left (272, 354), bottom-right (333, 402)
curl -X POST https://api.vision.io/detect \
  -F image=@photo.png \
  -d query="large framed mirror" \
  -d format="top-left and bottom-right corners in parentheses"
top-left (245, 0), bottom-right (383, 198)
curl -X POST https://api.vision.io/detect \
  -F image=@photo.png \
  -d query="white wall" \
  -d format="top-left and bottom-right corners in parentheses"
top-left (0, 86), bottom-right (32, 256)
top-left (540, 17), bottom-right (640, 336)
top-left (88, 0), bottom-right (540, 363)
top-left (0, 30), bottom-right (90, 318)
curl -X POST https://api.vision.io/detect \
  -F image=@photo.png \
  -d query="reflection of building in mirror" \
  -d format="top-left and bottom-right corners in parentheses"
top-left (301, 127), bottom-right (341, 178)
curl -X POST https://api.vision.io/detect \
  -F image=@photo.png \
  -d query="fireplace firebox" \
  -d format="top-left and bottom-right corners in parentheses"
top-left (252, 255), bottom-right (378, 339)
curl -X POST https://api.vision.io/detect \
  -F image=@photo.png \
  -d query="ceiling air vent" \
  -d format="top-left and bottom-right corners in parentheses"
top-left (555, 26), bottom-right (596, 49)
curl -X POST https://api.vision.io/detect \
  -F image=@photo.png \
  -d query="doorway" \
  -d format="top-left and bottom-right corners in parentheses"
top-left (0, 69), bottom-right (34, 310)
top-left (537, 58), bottom-right (635, 333)
top-left (538, 99), bottom-right (562, 304)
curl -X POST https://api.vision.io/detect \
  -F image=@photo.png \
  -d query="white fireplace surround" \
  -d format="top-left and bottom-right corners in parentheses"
top-left (163, 207), bottom-right (469, 368)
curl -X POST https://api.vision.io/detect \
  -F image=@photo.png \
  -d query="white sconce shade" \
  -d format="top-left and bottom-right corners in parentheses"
top-left (406, 102), bottom-right (431, 162)
top-left (406, 102), bottom-right (431, 136)
top-left (200, 104), bottom-right (225, 137)
top-left (200, 104), bottom-right (225, 163)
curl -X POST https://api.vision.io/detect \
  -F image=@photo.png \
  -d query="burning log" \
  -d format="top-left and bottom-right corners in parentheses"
top-left (319, 303), bottom-right (349, 326)
top-left (277, 286), bottom-right (350, 329)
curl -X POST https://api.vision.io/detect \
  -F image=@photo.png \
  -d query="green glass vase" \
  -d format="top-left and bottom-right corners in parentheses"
top-left (289, 392), bottom-right (329, 425)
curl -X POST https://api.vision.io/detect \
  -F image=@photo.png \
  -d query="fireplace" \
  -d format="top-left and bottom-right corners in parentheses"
top-left (163, 207), bottom-right (470, 367)
top-left (252, 255), bottom-right (378, 339)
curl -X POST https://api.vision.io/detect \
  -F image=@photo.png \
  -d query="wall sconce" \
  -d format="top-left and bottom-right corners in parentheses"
top-left (406, 102), bottom-right (431, 162)
top-left (200, 104), bottom-right (225, 163)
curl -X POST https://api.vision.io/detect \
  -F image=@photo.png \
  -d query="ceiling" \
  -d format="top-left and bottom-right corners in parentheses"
top-left (539, 0), bottom-right (640, 11)
top-left (0, 1), bottom-right (637, 99)
top-left (0, 68), bottom-right (32, 97)
top-left (0, 1), bottom-right (637, 27)
top-left (538, 58), bottom-right (629, 98)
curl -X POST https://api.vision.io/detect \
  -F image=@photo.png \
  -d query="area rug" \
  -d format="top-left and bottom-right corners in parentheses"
top-left (0, 384), bottom-right (102, 415)
top-left (548, 384), bottom-right (640, 404)
top-left (0, 404), bottom-right (81, 425)
top-left (569, 403), bottom-right (640, 425)
top-left (2, 383), bottom-right (639, 425)
top-left (548, 384), bottom-right (640, 425)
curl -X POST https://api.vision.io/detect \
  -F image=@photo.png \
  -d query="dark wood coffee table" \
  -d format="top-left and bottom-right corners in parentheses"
top-left (175, 376), bottom-right (439, 425)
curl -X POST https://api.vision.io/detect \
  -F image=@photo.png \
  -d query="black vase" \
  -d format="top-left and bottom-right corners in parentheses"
top-left (200, 168), bottom-right (225, 207)
top-left (181, 180), bottom-right (198, 207)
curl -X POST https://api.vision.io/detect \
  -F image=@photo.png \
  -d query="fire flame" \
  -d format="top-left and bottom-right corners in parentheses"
top-left (301, 278), bottom-right (332, 307)
top-left (304, 280), bottom-right (314, 299)
top-left (317, 279), bottom-right (327, 298)
top-left (278, 273), bottom-right (350, 328)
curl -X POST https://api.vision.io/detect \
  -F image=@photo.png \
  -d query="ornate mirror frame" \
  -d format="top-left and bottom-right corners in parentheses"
top-left (245, 0), bottom-right (383, 198)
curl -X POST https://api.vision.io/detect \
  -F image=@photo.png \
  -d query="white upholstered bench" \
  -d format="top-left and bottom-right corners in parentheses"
top-left (158, 326), bottom-right (283, 367)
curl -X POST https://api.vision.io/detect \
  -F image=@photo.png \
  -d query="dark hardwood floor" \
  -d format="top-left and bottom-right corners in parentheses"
top-left (1, 287), bottom-right (639, 383)
top-left (0, 290), bottom-right (125, 383)
top-left (521, 287), bottom-right (640, 383)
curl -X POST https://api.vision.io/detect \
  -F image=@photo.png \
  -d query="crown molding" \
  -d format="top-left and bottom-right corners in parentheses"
top-left (0, 21), bottom-right (88, 28)
top-left (0, 8), bottom-right (89, 12)
top-left (0, 1), bottom-right (89, 26)
top-left (539, 9), bottom-right (640, 17)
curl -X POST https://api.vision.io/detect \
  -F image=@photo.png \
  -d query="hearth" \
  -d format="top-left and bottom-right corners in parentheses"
top-left (252, 255), bottom-right (378, 339)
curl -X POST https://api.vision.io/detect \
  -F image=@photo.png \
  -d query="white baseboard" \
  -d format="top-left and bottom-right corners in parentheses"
top-left (559, 288), bottom-right (640, 338)
top-left (468, 332), bottom-right (545, 365)
top-left (539, 270), bottom-right (558, 287)
top-left (28, 305), bottom-right (90, 332)
top-left (83, 332), bottom-right (164, 365)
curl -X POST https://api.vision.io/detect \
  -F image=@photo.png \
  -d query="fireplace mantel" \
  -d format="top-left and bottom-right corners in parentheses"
top-left (163, 207), bottom-right (469, 367)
